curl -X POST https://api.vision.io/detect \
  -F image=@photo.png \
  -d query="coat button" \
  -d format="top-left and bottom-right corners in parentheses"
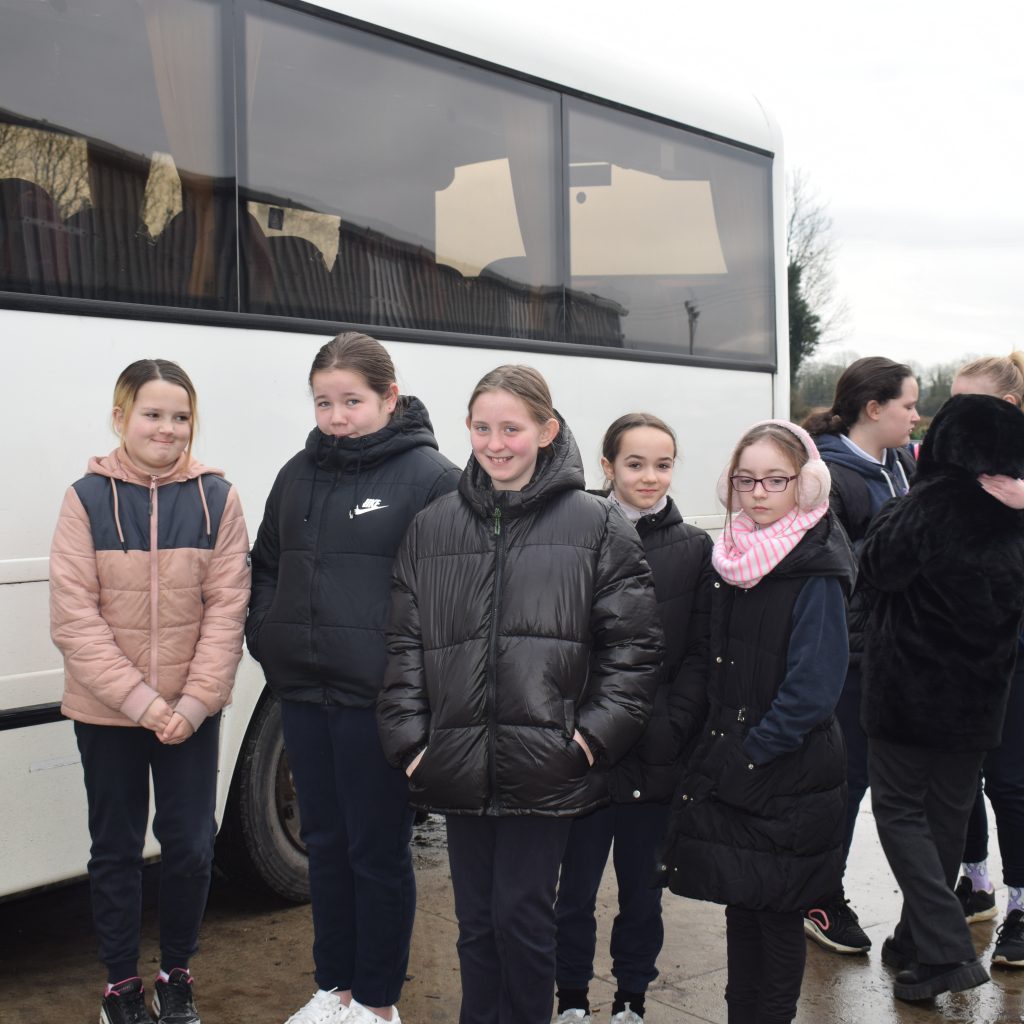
top-left (715, 656), bottom-right (723, 663)
top-left (747, 763), bottom-right (754, 770)
top-left (632, 789), bottom-right (641, 799)
top-left (713, 581), bottom-right (721, 588)
top-left (710, 729), bottom-right (717, 736)
top-left (681, 793), bottom-right (689, 801)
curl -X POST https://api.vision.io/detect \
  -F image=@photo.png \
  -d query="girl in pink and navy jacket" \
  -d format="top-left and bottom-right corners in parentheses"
top-left (50, 358), bottom-right (250, 1024)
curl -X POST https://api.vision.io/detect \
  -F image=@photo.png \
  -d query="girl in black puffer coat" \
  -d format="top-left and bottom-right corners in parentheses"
top-left (377, 367), bottom-right (663, 1024)
top-left (659, 420), bottom-right (856, 1024)
top-left (553, 413), bottom-right (712, 1024)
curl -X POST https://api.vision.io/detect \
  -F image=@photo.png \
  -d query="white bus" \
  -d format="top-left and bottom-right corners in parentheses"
top-left (0, 0), bottom-right (787, 902)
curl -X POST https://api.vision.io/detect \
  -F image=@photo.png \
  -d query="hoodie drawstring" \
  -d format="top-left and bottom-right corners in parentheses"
top-left (109, 478), bottom-right (127, 552)
top-left (197, 475), bottom-right (212, 540)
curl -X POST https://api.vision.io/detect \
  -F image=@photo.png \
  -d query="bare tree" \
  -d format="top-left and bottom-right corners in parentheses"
top-left (787, 169), bottom-right (850, 383)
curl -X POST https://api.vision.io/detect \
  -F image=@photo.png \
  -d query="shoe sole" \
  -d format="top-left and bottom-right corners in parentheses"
top-left (992, 955), bottom-right (1024, 969)
top-left (803, 918), bottom-right (871, 955)
top-left (965, 905), bottom-right (999, 924)
top-left (894, 961), bottom-right (990, 1001)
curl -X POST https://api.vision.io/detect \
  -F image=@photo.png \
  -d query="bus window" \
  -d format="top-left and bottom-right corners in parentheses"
top-left (0, 0), bottom-right (236, 309)
top-left (240, 1), bottom-right (561, 337)
top-left (566, 98), bottom-right (775, 360)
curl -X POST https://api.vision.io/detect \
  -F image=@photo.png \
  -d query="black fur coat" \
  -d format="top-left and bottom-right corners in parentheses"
top-left (860, 395), bottom-right (1024, 751)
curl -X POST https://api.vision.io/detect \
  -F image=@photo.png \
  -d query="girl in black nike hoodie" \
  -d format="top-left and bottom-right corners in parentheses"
top-left (246, 333), bottom-right (460, 1024)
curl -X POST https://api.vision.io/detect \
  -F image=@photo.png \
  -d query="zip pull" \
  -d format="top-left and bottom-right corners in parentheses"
top-left (149, 477), bottom-right (156, 516)
top-left (737, 706), bottom-right (747, 723)
top-left (493, 506), bottom-right (502, 536)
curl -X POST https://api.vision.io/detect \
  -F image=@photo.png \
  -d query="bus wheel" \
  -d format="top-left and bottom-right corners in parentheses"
top-left (216, 694), bottom-right (310, 903)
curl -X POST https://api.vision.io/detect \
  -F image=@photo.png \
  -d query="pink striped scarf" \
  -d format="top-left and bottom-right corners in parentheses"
top-left (712, 502), bottom-right (828, 589)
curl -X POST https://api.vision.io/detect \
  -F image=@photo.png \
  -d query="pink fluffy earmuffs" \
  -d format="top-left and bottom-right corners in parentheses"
top-left (716, 419), bottom-right (831, 512)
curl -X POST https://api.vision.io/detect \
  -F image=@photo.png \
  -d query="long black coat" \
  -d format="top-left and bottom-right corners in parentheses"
top-left (860, 394), bottom-right (1024, 752)
top-left (245, 396), bottom-right (460, 707)
top-left (376, 420), bottom-right (664, 817)
top-left (607, 498), bottom-right (713, 804)
top-left (659, 513), bottom-right (856, 912)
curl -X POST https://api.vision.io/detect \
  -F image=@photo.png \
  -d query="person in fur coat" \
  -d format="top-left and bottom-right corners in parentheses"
top-left (860, 393), bottom-right (1024, 1002)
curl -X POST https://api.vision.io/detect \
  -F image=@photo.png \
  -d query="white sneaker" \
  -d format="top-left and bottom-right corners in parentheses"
top-left (610, 1011), bottom-right (644, 1024)
top-left (347, 1002), bottom-right (402, 1024)
top-left (283, 989), bottom-right (351, 1024)
top-left (556, 1011), bottom-right (591, 1023)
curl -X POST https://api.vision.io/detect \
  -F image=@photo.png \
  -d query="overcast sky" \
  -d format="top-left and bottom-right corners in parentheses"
top-left (503, 0), bottom-right (1023, 370)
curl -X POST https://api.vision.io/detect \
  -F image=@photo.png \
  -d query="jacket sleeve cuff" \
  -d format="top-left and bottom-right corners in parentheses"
top-left (173, 695), bottom-right (210, 733)
top-left (121, 682), bottom-right (161, 724)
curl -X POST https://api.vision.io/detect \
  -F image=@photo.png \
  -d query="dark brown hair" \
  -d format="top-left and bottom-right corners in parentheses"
top-left (112, 359), bottom-right (197, 455)
top-left (309, 332), bottom-right (396, 396)
top-left (802, 356), bottom-right (914, 436)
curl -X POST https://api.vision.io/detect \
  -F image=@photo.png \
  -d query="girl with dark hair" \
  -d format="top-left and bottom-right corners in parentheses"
top-left (246, 333), bottom-right (461, 1024)
top-left (50, 359), bottom-right (251, 1024)
top-left (377, 366), bottom-right (663, 1024)
top-left (553, 413), bottom-right (712, 1024)
top-left (800, 356), bottom-right (919, 955)
top-left (659, 419), bottom-right (856, 1024)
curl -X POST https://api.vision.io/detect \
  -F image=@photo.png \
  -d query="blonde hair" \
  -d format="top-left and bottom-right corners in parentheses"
top-left (112, 359), bottom-right (197, 455)
top-left (956, 352), bottom-right (1024, 407)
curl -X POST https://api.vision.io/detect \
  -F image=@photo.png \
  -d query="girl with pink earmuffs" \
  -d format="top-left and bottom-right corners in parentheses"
top-left (657, 420), bottom-right (856, 1024)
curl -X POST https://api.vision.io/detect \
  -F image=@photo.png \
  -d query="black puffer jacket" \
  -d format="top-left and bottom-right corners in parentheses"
top-left (861, 394), bottom-right (1024, 752)
top-left (376, 419), bottom-right (664, 817)
top-left (246, 396), bottom-right (460, 707)
top-left (607, 497), bottom-right (713, 804)
top-left (659, 514), bottom-right (856, 912)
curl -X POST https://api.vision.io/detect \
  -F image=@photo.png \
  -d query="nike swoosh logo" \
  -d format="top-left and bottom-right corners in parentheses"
top-left (353, 505), bottom-right (389, 515)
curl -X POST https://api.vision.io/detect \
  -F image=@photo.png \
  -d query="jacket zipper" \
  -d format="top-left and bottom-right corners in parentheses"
top-left (148, 477), bottom-right (159, 693)
top-left (486, 500), bottom-right (506, 813)
top-left (309, 471), bottom-right (338, 704)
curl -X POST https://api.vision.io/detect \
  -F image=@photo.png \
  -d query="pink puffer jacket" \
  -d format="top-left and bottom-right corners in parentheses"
top-left (50, 448), bottom-right (251, 729)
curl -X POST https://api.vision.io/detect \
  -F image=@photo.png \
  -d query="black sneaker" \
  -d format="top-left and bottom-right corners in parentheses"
top-left (101, 978), bottom-right (156, 1024)
top-left (881, 935), bottom-right (915, 970)
top-left (152, 968), bottom-right (200, 1024)
top-left (893, 958), bottom-right (989, 1001)
top-left (955, 876), bottom-right (998, 923)
top-left (804, 891), bottom-right (872, 954)
top-left (993, 909), bottom-right (1024, 968)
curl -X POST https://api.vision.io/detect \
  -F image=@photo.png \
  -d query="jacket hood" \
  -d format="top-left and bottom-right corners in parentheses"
top-left (918, 394), bottom-right (1024, 480)
top-left (458, 412), bottom-right (585, 519)
top-left (770, 511), bottom-right (857, 597)
top-left (814, 432), bottom-right (909, 484)
top-left (87, 448), bottom-right (224, 484)
top-left (303, 394), bottom-right (440, 471)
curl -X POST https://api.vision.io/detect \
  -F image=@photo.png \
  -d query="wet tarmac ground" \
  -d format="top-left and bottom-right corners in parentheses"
top-left (2, 806), bottom-right (1023, 1023)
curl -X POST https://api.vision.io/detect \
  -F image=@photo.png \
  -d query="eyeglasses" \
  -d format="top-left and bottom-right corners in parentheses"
top-left (730, 474), bottom-right (798, 493)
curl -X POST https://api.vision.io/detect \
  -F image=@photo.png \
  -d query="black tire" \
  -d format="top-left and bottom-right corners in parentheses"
top-left (216, 693), bottom-right (310, 903)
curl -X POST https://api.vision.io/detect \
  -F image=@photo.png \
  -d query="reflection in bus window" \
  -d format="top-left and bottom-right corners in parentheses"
top-left (567, 99), bottom-right (774, 358)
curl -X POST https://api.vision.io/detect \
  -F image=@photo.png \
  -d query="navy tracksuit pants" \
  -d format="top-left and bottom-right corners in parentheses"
top-left (280, 701), bottom-right (415, 1008)
top-left (74, 713), bottom-right (220, 983)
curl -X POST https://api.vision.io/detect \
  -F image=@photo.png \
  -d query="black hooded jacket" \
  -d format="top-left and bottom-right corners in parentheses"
top-left (860, 394), bottom-right (1024, 751)
top-left (245, 396), bottom-right (461, 706)
top-left (659, 512), bottom-right (857, 912)
top-left (376, 419), bottom-right (664, 817)
top-left (606, 497), bottom-right (713, 804)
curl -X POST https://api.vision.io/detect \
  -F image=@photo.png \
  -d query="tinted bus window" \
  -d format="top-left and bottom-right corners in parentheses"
top-left (241, 2), bottom-right (565, 338)
top-left (566, 98), bottom-right (775, 360)
top-left (0, 0), bottom-right (236, 309)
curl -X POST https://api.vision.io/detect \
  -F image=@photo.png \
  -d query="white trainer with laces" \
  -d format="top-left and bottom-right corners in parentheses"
top-left (346, 1002), bottom-right (402, 1024)
top-left (282, 989), bottom-right (351, 1024)
top-left (556, 1011), bottom-right (591, 1023)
